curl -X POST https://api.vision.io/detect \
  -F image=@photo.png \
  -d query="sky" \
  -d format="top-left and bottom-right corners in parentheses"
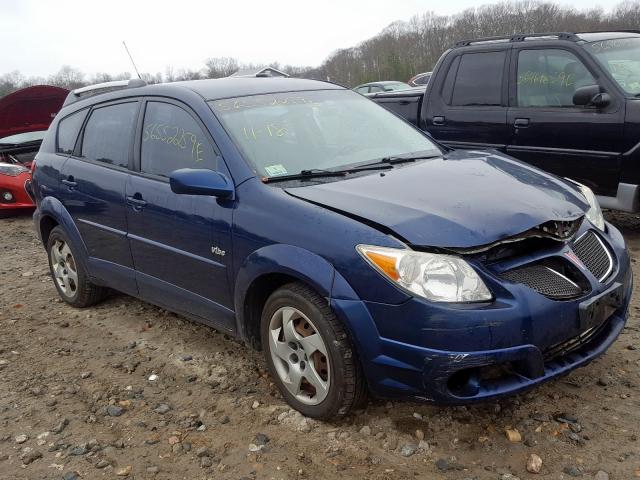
top-left (0, 0), bottom-right (620, 78)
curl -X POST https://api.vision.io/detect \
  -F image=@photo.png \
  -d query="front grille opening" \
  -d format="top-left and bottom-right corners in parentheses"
top-left (544, 316), bottom-right (612, 361)
top-left (500, 258), bottom-right (590, 300)
top-left (572, 231), bottom-right (613, 281)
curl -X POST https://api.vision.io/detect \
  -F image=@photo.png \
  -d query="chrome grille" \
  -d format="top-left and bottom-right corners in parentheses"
top-left (572, 231), bottom-right (613, 281)
top-left (500, 265), bottom-right (582, 300)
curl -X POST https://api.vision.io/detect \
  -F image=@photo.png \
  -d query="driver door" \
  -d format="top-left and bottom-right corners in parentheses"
top-left (126, 99), bottom-right (235, 330)
top-left (506, 47), bottom-right (625, 196)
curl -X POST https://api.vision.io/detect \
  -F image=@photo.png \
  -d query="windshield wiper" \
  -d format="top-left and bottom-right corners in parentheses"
top-left (262, 169), bottom-right (348, 183)
top-left (353, 153), bottom-right (441, 170)
top-left (262, 153), bottom-right (440, 184)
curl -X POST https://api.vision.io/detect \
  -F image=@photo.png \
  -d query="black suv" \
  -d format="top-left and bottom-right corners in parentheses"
top-left (371, 31), bottom-right (640, 212)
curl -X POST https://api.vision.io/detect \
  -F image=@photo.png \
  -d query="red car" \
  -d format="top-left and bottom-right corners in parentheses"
top-left (0, 85), bottom-right (68, 217)
top-left (0, 131), bottom-right (46, 216)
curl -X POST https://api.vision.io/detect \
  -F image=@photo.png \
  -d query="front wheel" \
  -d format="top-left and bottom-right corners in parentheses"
top-left (261, 282), bottom-right (366, 419)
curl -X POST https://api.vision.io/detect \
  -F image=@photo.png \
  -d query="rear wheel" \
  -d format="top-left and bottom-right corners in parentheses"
top-left (46, 226), bottom-right (107, 307)
top-left (261, 282), bottom-right (366, 419)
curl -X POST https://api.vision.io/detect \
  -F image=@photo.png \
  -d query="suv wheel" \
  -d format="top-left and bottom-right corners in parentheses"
top-left (46, 226), bottom-right (107, 307)
top-left (261, 282), bottom-right (366, 419)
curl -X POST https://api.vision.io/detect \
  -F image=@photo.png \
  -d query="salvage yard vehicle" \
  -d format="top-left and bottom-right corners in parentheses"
top-left (0, 131), bottom-right (45, 216)
top-left (32, 77), bottom-right (632, 419)
top-left (0, 85), bottom-right (68, 217)
top-left (370, 31), bottom-right (640, 212)
top-left (353, 81), bottom-right (412, 95)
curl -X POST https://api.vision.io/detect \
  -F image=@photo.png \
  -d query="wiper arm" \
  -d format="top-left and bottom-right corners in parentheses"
top-left (262, 169), bottom-right (347, 183)
top-left (354, 153), bottom-right (441, 170)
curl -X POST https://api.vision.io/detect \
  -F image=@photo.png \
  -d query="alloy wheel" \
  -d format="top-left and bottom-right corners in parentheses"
top-left (268, 306), bottom-right (330, 405)
top-left (49, 239), bottom-right (78, 298)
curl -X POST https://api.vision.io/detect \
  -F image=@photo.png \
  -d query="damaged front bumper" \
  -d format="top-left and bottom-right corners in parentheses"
top-left (332, 222), bottom-right (632, 404)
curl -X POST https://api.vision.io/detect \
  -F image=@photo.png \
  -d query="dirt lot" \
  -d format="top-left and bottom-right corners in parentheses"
top-left (1, 213), bottom-right (639, 480)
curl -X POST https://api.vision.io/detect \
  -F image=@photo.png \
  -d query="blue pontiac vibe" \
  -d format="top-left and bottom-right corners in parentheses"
top-left (32, 77), bottom-right (632, 419)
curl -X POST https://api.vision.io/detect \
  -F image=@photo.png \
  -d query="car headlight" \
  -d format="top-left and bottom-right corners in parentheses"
top-left (573, 182), bottom-right (605, 231)
top-left (0, 163), bottom-right (29, 177)
top-left (356, 245), bottom-right (492, 303)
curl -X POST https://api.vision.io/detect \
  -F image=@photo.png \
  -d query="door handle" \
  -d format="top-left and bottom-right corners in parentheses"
top-left (126, 194), bottom-right (147, 211)
top-left (514, 118), bottom-right (530, 128)
top-left (432, 116), bottom-right (445, 126)
top-left (61, 176), bottom-right (77, 189)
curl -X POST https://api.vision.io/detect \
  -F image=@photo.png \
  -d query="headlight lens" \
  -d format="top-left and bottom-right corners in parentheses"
top-left (0, 163), bottom-right (29, 177)
top-left (356, 245), bottom-right (492, 302)
top-left (576, 183), bottom-right (605, 231)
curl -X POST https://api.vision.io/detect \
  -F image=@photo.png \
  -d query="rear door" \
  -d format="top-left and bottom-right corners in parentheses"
top-left (506, 46), bottom-right (625, 196)
top-left (59, 100), bottom-right (139, 294)
top-left (425, 48), bottom-right (510, 150)
top-left (126, 99), bottom-right (235, 330)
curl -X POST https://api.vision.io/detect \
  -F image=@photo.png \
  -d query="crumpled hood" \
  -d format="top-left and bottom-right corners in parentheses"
top-left (285, 151), bottom-right (589, 249)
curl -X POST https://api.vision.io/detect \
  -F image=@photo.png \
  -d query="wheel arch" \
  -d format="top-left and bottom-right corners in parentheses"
top-left (37, 196), bottom-right (89, 262)
top-left (234, 244), bottom-right (360, 349)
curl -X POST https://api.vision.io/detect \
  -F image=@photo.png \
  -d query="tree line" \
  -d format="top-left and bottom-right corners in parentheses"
top-left (2, 0), bottom-right (640, 97)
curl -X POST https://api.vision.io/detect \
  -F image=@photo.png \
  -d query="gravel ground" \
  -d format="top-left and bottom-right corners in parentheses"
top-left (1, 212), bottom-right (639, 480)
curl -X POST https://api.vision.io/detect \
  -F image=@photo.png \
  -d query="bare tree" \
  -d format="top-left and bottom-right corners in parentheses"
top-left (204, 57), bottom-right (239, 78)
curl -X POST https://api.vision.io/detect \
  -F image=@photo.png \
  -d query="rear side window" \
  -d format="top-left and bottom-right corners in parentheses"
top-left (56, 110), bottom-right (87, 154)
top-left (140, 102), bottom-right (216, 177)
top-left (451, 51), bottom-right (505, 106)
top-left (81, 102), bottom-right (138, 168)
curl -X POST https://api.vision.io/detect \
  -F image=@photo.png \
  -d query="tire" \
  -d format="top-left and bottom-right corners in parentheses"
top-left (261, 282), bottom-right (367, 419)
top-left (46, 226), bottom-right (107, 307)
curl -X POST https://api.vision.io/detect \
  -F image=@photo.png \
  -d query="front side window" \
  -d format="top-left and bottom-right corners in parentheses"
top-left (57, 110), bottom-right (87, 154)
top-left (81, 102), bottom-right (137, 168)
top-left (585, 37), bottom-right (640, 96)
top-left (209, 89), bottom-right (440, 179)
top-left (517, 49), bottom-right (596, 107)
top-left (140, 102), bottom-right (217, 177)
top-left (451, 51), bottom-right (505, 106)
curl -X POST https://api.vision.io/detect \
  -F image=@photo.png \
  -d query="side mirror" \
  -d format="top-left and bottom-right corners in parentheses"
top-left (573, 85), bottom-right (611, 108)
top-left (169, 169), bottom-right (234, 198)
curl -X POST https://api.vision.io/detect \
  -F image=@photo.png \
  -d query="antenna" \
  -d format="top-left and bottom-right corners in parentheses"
top-left (122, 41), bottom-right (142, 79)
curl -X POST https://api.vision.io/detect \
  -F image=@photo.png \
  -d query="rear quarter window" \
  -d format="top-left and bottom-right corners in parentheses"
top-left (56, 110), bottom-right (88, 154)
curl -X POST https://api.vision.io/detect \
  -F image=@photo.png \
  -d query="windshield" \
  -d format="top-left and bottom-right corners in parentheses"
top-left (0, 130), bottom-right (47, 145)
top-left (384, 82), bottom-right (412, 91)
top-left (584, 37), bottom-right (640, 95)
top-left (209, 90), bottom-right (440, 178)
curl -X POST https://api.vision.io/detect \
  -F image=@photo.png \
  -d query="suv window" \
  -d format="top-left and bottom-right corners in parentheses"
top-left (141, 102), bottom-right (216, 177)
top-left (517, 49), bottom-right (596, 107)
top-left (56, 110), bottom-right (87, 154)
top-left (451, 51), bottom-right (505, 106)
top-left (81, 102), bottom-right (138, 168)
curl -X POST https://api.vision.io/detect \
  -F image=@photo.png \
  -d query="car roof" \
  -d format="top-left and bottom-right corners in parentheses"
top-left (172, 77), bottom-right (343, 100)
top-left (62, 77), bottom-right (346, 111)
top-left (454, 30), bottom-right (640, 49)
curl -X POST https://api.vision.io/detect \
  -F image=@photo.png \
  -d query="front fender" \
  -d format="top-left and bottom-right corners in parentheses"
top-left (233, 244), bottom-right (362, 340)
top-left (36, 196), bottom-right (88, 262)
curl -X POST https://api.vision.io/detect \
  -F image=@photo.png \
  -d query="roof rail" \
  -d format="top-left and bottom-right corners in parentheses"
top-left (455, 32), bottom-right (580, 47)
top-left (62, 78), bottom-right (147, 106)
